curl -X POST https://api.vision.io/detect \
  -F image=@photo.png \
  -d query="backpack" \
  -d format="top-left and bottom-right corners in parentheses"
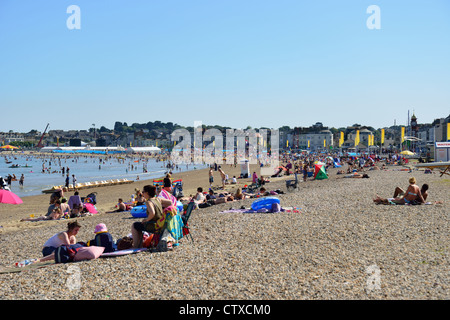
top-left (86, 192), bottom-right (97, 205)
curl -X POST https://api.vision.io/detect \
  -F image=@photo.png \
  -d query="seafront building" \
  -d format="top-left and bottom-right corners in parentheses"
top-left (1, 114), bottom-right (449, 156)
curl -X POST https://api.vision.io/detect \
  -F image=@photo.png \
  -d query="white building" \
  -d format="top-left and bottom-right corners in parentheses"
top-left (298, 129), bottom-right (333, 151)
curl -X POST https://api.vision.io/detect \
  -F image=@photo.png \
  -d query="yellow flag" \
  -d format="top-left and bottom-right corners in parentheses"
top-left (339, 132), bottom-right (344, 147)
top-left (307, 140), bottom-right (310, 148)
top-left (447, 123), bottom-right (450, 141)
top-left (401, 127), bottom-right (405, 143)
top-left (355, 130), bottom-right (360, 147)
top-left (286, 140), bottom-right (289, 148)
top-left (381, 129), bottom-right (385, 145)
top-left (323, 139), bottom-right (326, 148)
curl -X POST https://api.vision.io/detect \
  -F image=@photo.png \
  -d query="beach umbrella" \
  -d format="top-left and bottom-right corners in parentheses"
top-left (0, 189), bottom-right (23, 204)
top-left (0, 145), bottom-right (19, 150)
top-left (400, 150), bottom-right (415, 156)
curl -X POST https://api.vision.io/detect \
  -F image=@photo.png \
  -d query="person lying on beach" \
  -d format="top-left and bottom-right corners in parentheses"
top-left (373, 177), bottom-right (425, 205)
top-left (393, 184), bottom-right (429, 202)
top-left (205, 189), bottom-right (217, 201)
top-left (21, 207), bottom-right (63, 222)
top-left (340, 173), bottom-right (370, 179)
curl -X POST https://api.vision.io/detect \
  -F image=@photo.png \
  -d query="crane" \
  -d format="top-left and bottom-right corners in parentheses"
top-left (37, 123), bottom-right (49, 148)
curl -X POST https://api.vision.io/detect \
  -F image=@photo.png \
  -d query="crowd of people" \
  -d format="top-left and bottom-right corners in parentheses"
top-left (12, 149), bottom-right (442, 268)
top-left (20, 187), bottom-right (97, 222)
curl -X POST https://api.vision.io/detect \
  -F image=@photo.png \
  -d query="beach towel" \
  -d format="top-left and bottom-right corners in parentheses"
top-left (0, 261), bottom-right (56, 274)
top-left (100, 248), bottom-right (148, 258)
top-left (84, 203), bottom-right (98, 214)
top-left (166, 211), bottom-right (184, 241)
top-left (159, 189), bottom-right (177, 206)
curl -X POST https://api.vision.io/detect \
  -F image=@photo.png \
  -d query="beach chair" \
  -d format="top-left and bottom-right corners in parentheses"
top-left (285, 173), bottom-right (299, 191)
top-left (172, 181), bottom-right (184, 199)
top-left (246, 182), bottom-right (260, 193)
top-left (181, 201), bottom-right (195, 242)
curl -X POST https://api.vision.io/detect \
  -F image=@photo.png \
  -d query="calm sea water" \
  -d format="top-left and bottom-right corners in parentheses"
top-left (0, 153), bottom-right (207, 198)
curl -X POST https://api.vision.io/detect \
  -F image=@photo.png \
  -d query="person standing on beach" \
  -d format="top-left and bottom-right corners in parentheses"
top-left (209, 167), bottom-right (214, 187)
top-left (19, 174), bottom-right (24, 187)
top-left (65, 174), bottom-right (70, 189)
top-left (218, 167), bottom-right (226, 189)
top-left (72, 174), bottom-right (77, 189)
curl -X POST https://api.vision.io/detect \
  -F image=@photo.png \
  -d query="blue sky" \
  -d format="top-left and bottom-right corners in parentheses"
top-left (1, 0), bottom-right (449, 132)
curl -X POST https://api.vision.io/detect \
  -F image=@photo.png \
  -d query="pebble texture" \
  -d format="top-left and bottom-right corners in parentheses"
top-left (0, 168), bottom-right (448, 300)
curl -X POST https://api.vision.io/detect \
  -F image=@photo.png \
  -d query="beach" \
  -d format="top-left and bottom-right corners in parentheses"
top-left (0, 162), bottom-right (448, 300)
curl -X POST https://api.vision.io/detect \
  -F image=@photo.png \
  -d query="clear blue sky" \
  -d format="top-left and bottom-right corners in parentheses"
top-left (1, 0), bottom-right (449, 133)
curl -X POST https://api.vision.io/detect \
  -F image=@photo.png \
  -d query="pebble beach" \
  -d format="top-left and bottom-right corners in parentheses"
top-left (0, 163), bottom-right (448, 300)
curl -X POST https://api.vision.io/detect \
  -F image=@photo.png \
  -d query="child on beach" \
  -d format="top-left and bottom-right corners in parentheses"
top-left (87, 223), bottom-right (115, 253)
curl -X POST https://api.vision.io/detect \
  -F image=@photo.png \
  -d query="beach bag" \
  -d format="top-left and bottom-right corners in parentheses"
top-left (85, 192), bottom-right (97, 205)
top-left (198, 202), bottom-right (212, 208)
top-left (143, 233), bottom-right (161, 248)
top-left (54, 244), bottom-right (84, 263)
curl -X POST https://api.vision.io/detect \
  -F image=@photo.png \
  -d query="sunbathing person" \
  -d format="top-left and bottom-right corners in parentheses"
top-left (373, 177), bottom-right (425, 205)
top-left (234, 188), bottom-right (246, 200)
top-left (106, 198), bottom-right (127, 213)
top-left (21, 207), bottom-right (62, 222)
top-left (393, 184), bottom-right (429, 202)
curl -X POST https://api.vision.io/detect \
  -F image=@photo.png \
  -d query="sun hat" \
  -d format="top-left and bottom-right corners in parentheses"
top-left (94, 223), bottom-right (107, 234)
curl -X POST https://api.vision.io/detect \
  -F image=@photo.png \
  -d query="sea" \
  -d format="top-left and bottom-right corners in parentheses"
top-left (0, 152), bottom-right (208, 198)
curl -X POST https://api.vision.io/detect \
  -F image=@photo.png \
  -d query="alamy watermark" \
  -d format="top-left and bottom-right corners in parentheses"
top-left (367, 5), bottom-right (381, 30)
top-left (66, 265), bottom-right (82, 291)
top-left (365, 264), bottom-right (382, 293)
top-left (170, 121), bottom-right (279, 176)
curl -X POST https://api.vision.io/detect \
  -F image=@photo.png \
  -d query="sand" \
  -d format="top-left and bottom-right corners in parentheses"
top-left (0, 162), bottom-right (448, 300)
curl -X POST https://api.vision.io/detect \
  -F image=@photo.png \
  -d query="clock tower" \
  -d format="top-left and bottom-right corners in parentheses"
top-left (410, 113), bottom-right (418, 152)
